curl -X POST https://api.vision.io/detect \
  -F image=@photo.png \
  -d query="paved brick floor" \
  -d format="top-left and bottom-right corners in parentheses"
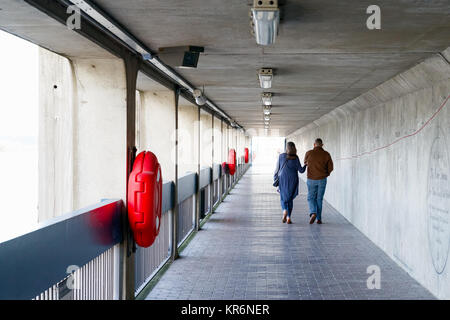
top-left (146, 166), bottom-right (435, 300)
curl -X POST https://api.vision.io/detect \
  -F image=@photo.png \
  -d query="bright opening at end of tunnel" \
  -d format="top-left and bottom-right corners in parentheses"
top-left (0, 30), bottom-right (39, 242)
top-left (252, 136), bottom-right (285, 174)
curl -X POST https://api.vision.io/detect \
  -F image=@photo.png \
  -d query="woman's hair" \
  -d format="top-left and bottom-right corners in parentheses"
top-left (286, 142), bottom-right (297, 157)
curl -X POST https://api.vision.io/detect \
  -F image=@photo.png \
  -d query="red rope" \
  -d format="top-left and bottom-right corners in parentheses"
top-left (336, 94), bottom-right (450, 161)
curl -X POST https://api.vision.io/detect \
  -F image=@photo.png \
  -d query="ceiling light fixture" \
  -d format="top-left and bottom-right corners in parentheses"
top-left (193, 89), bottom-right (207, 106)
top-left (258, 68), bottom-right (273, 89)
top-left (264, 115), bottom-right (271, 122)
top-left (261, 92), bottom-right (273, 106)
top-left (251, 0), bottom-right (280, 46)
top-left (263, 106), bottom-right (272, 116)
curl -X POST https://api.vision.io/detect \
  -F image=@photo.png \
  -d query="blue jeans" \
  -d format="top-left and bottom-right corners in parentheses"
top-left (307, 178), bottom-right (327, 221)
top-left (280, 199), bottom-right (294, 218)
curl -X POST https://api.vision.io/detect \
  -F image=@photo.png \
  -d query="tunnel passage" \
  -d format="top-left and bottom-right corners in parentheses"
top-left (145, 166), bottom-right (435, 300)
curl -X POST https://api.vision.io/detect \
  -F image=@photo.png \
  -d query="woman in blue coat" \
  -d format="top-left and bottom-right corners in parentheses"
top-left (274, 142), bottom-right (306, 224)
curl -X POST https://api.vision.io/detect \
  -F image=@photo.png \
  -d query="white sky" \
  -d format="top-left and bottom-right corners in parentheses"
top-left (0, 30), bottom-right (39, 242)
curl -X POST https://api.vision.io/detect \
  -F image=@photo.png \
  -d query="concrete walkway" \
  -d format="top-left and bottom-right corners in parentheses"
top-left (146, 166), bottom-right (435, 300)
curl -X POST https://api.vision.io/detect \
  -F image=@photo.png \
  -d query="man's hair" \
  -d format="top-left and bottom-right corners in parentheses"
top-left (315, 138), bottom-right (323, 146)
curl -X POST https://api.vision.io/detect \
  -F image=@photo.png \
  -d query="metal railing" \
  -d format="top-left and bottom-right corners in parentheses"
top-left (134, 210), bottom-right (171, 295)
top-left (177, 195), bottom-right (195, 246)
top-left (213, 179), bottom-right (219, 206)
top-left (200, 185), bottom-right (211, 220)
top-left (35, 246), bottom-right (117, 300)
top-left (0, 162), bottom-right (250, 300)
top-left (0, 200), bottom-right (123, 300)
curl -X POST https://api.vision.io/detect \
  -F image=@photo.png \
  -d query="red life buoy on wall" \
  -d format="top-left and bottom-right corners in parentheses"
top-left (222, 162), bottom-right (230, 175)
top-left (228, 149), bottom-right (236, 176)
top-left (127, 151), bottom-right (162, 248)
top-left (244, 148), bottom-right (249, 164)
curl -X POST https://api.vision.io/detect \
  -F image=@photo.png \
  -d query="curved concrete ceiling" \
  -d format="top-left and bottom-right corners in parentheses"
top-left (1, 0), bottom-right (449, 135)
top-left (92, 0), bottom-right (450, 135)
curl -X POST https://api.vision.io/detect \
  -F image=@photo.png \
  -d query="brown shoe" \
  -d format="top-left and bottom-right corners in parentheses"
top-left (287, 218), bottom-right (292, 224)
top-left (282, 211), bottom-right (287, 223)
top-left (309, 213), bottom-right (317, 224)
top-left (317, 220), bottom-right (322, 224)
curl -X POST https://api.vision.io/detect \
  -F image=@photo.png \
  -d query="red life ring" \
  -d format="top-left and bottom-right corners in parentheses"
top-left (127, 151), bottom-right (162, 248)
top-left (244, 148), bottom-right (249, 164)
top-left (228, 149), bottom-right (236, 176)
top-left (222, 162), bottom-right (230, 175)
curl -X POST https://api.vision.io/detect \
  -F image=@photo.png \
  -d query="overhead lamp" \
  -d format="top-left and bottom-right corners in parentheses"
top-left (251, 0), bottom-right (280, 46)
top-left (261, 92), bottom-right (273, 106)
top-left (264, 115), bottom-right (271, 122)
top-left (193, 89), bottom-right (207, 106)
top-left (258, 68), bottom-right (273, 89)
top-left (263, 106), bottom-right (271, 115)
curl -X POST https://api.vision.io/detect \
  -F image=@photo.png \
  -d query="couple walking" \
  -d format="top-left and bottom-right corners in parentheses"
top-left (274, 139), bottom-right (333, 224)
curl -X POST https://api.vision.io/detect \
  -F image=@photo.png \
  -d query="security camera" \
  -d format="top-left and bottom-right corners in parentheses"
top-left (193, 89), bottom-right (207, 105)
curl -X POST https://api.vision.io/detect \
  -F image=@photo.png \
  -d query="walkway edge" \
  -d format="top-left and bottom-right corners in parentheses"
top-left (136, 165), bottom-right (251, 300)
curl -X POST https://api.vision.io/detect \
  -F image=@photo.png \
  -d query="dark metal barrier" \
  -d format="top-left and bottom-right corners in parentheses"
top-left (0, 200), bottom-right (123, 300)
top-left (135, 181), bottom-right (175, 295)
top-left (0, 162), bottom-right (250, 300)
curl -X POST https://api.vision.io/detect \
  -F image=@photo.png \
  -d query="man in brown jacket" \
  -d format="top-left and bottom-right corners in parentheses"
top-left (304, 138), bottom-right (333, 224)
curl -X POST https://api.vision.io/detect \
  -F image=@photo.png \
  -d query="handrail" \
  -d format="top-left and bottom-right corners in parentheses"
top-left (213, 163), bottom-right (222, 181)
top-left (0, 163), bottom-right (249, 300)
top-left (177, 172), bottom-right (197, 203)
top-left (0, 200), bottom-right (123, 300)
top-left (199, 167), bottom-right (212, 190)
top-left (161, 181), bottom-right (175, 214)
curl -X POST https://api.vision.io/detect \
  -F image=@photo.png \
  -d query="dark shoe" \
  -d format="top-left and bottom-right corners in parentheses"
top-left (287, 218), bottom-right (292, 224)
top-left (317, 220), bottom-right (322, 224)
top-left (282, 211), bottom-right (287, 223)
top-left (309, 213), bottom-right (317, 224)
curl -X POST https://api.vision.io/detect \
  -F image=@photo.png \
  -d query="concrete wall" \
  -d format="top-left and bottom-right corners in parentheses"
top-left (213, 117), bottom-right (223, 164)
top-left (200, 110), bottom-right (212, 168)
top-left (38, 48), bottom-right (74, 221)
top-left (38, 48), bottom-right (127, 222)
top-left (222, 124), bottom-right (229, 162)
top-left (287, 50), bottom-right (450, 299)
top-left (71, 58), bottom-right (127, 211)
top-left (137, 89), bottom-right (176, 182)
top-left (178, 103), bottom-right (199, 176)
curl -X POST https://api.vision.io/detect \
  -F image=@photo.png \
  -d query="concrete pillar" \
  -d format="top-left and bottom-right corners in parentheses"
top-left (71, 58), bottom-right (127, 210)
top-left (200, 110), bottom-right (212, 168)
top-left (38, 48), bottom-right (127, 222)
top-left (214, 117), bottom-right (222, 164)
top-left (171, 87), bottom-right (180, 261)
top-left (38, 48), bottom-right (74, 222)
top-left (137, 89), bottom-right (176, 182)
top-left (178, 102), bottom-right (200, 230)
top-left (178, 103), bottom-right (199, 176)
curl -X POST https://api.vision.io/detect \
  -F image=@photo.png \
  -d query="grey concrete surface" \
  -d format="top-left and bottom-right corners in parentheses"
top-left (38, 48), bottom-right (127, 222)
top-left (288, 49), bottom-right (450, 299)
top-left (1, 0), bottom-right (449, 134)
top-left (87, 0), bottom-right (450, 135)
top-left (145, 167), bottom-right (435, 300)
